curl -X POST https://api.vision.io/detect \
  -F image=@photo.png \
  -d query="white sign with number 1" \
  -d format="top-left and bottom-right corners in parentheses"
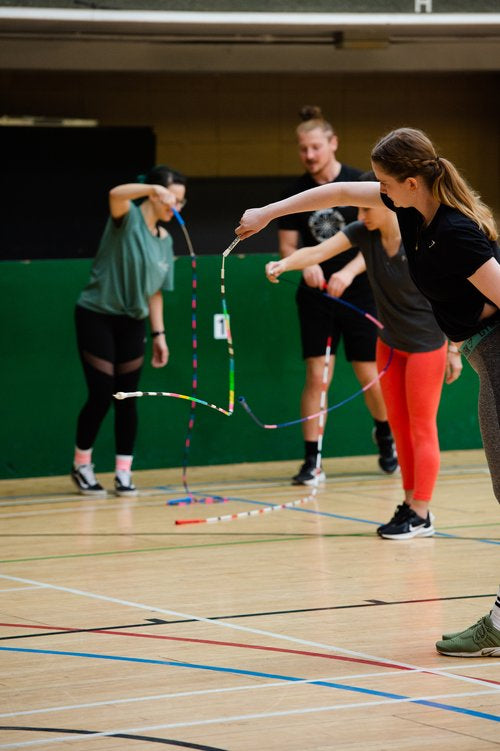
top-left (213, 313), bottom-right (228, 340)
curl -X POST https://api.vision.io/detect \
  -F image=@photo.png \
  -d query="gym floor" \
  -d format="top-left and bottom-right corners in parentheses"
top-left (1, 449), bottom-right (499, 750)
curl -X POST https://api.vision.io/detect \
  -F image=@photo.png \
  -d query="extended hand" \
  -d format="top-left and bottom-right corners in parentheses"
top-left (265, 260), bottom-right (286, 282)
top-left (236, 207), bottom-right (271, 240)
top-left (326, 269), bottom-right (354, 298)
top-left (303, 264), bottom-right (326, 289)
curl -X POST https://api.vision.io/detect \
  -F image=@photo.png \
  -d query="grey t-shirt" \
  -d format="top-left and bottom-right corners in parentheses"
top-left (343, 221), bottom-right (445, 352)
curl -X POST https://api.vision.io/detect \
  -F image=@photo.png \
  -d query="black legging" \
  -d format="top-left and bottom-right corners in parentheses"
top-left (75, 304), bottom-right (146, 456)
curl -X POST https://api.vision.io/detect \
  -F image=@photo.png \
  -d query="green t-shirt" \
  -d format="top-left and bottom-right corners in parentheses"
top-left (78, 202), bottom-right (174, 319)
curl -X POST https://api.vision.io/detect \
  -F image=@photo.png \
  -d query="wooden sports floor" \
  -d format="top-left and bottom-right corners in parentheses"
top-left (1, 449), bottom-right (499, 750)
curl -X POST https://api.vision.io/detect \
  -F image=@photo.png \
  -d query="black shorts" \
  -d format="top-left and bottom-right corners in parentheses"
top-left (75, 304), bottom-right (146, 364)
top-left (296, 285), bottom-right (377, 362)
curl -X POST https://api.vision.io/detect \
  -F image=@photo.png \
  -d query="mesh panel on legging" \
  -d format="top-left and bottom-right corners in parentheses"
top-left (466, 328), bottom-right (500, 504)
top-left (114, 359), bottom-right (144, 456)
top-left (76, 355), bottom-right (115, 450)
top-left (75, 305), bottom-right (146, 453)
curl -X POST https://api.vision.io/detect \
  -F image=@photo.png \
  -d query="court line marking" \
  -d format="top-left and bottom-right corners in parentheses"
top-left (0, 573), bottom-right (495, 692)
top-left (0, 462), bottom-right (490, 507)
top-left (1, 620), bottom-right (499, 689)
top-left (224, 496), bottom-right (500, 544)
top-left (1, 645), bottom-right (500, 710)
top-left (0, 647), bottom-right (499, 749)
top-left (1, 663), bottom-right (499, 720)
top-left (0, 494), bottom-right (498, 564)
top-left (2, 690), bottom-right (500, 750)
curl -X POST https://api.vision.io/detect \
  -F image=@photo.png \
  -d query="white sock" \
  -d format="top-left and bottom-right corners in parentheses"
top-left (115, 454), bottom-right (133, 475)
top-left (490, 586), bottom-right (500, 631)
top-left (74, 447), bottom-right (92, 469)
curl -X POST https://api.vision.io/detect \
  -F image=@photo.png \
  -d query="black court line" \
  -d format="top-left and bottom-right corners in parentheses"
top-left (0, 593), bottom-right (494, 642)
top-left (0, 727), bottom-right (228, 749)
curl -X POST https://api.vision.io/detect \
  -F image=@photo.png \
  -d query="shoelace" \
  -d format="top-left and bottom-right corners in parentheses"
top-left (472, 618), bottom-right (489, 644)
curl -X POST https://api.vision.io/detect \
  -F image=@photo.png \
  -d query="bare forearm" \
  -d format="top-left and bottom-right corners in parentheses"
top-left (110, 183), bottom-right (157, 202)
top-left (148, 290), bottom-right (164, 331)
top-left (237, 182), bottom-right (382, 240)
top-left (342, 252), bottom-right (366, 279)
top-left (281, 245), bottom-right (330, 271)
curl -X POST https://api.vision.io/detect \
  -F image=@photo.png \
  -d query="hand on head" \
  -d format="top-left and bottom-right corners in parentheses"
top-left (150, 184), bottom-right (177, 209)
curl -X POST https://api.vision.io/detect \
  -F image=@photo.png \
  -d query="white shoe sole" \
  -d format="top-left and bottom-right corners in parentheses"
top-left (380, 512), bottom-right (435, 540)
top-left (381, 526), bottom-right (435, 540)
top-left (292, 471), bottom-right (326, 486)
top-left (71, 480), bottom-right (107, 497)
top-left (436, 646), bottom-right (500, 657)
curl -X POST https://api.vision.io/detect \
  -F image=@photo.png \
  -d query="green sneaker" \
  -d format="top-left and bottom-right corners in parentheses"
top-left (436, 615), bottom-right (500, 657)
top-left (442, 613), bottom-right (490, 640)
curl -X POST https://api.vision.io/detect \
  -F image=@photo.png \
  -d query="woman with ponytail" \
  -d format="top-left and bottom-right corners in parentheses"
top-left (72, 166), bottom-right (187, 498)
top-left (236, 127), bottom-right (500, 658)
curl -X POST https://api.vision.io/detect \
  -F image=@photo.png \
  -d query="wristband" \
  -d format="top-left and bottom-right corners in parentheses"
top-left (151, 330), bottom-right (165, 338)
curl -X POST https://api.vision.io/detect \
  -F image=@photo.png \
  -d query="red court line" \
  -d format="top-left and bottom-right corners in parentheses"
top-left (2, 621), bottom-right (499, 686)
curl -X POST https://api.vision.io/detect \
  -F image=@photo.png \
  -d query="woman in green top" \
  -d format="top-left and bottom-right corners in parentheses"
top-left (71, 165), bottom-right (186, 498)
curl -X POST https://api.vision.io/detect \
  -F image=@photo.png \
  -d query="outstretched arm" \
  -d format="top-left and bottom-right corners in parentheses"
top-left (266, 230), bottom-right (354, 282)
top-left (237, 182), bottom-right (383, 240)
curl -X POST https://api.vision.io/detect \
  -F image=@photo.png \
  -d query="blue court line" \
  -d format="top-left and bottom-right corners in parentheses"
top-left (221, 496), bottom-right (500, 545)
top-left (2, 646), bottom-right (499, 724)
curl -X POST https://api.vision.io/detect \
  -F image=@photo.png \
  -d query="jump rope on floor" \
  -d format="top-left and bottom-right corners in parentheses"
top-left (114, 226), bottom-right (393, 522)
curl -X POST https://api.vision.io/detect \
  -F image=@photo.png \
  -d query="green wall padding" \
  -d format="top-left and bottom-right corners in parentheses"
top-left (0, 256), bottom-right (482, 479)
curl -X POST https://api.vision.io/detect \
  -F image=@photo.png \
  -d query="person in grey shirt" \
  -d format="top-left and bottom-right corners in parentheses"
top-left (265, 172), bottom-right (463, 540)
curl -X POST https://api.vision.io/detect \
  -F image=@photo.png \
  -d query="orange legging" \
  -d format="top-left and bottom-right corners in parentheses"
top-left (377, 339), bottom-right (447, 502)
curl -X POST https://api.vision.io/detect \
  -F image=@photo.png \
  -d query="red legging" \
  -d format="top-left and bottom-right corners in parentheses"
top-left (377, 339), bottom-right (447, 502)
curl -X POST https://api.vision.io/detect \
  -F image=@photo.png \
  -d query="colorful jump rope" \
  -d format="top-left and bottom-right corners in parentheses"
top-left (167, 210), bottom-right (234, 505)
top-left (114, 225), bottom-right (394, 520)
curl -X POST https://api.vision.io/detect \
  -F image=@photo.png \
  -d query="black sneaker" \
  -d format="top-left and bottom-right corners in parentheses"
top-left (378, 505), bottom-right (435, 540)
top-left (377, 503), bottom-right (410, 536)
top-left (71, 464), bottom-right (106, 497)
top-left (291, 458), bottom-right (326, 486)
top-left (372, 428), bottom-right (399, 474)
top-left (114, 470), bottom-right (138, 497)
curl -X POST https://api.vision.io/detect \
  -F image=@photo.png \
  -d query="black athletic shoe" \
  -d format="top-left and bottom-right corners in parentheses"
top-left (114, 470), bottom-right (138, 497)
top-left (71, 464), bottom-right (106, 497)
top-left (378, 504), bottom-right (435, 540)
top-left (291, 458), bottom-right (326, 486)
top-left (372, 428), bottom-right (399, 474)
top-left (377, 503), bottom-right (410, 536)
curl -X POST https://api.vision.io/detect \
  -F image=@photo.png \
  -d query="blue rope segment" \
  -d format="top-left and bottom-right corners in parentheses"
top-left (237, 276), bottom-right (394, 429)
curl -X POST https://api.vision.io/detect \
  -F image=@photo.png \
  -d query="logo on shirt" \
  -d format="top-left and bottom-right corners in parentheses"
top-left (428, 240), bottom-right (436, 249)
top-left (308, 208), bottom-right (346, 243)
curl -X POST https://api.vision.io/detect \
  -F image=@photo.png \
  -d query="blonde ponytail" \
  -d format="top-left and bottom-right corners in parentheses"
top-left (371, 128), bottom-right (497, 241)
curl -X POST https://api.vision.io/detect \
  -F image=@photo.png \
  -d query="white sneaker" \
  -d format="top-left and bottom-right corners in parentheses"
top-left (71, 464), bottom-right (107, 497)
top-left (114, 470), bottom-right (138, 497)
